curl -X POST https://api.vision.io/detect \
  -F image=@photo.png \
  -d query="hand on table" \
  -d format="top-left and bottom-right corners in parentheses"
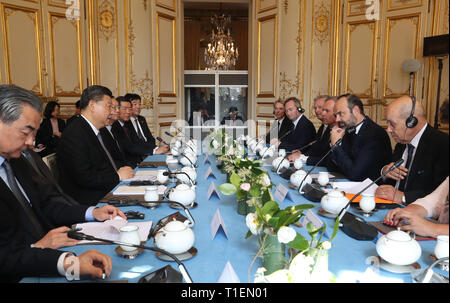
top-left (64, 250), bottom-right (112, 280)
top-left (375, 185), bottom-right (404, 203)
top-left (384, 208), bottom-right (436, 237)
top-left (34, 226), bottom-right (80, 249)
top-left (92, 205), bottom-right (127, 222)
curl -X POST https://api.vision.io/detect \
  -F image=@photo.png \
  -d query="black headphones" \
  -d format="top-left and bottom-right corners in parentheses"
top-left (406, 96), bottom-right (418, 128)
top-left (297, 106), bottom-right (305, 114)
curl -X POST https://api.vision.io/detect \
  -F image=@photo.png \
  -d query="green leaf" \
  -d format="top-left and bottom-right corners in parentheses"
top-left (230, 173), bottom-right (241, 188)
top-left (330, 217), bottom-right (340, 242)
top-left (249, 184), bottom-right (262, 197)
top-left (245, 230), bottom-right (253, 239)
top-left (261, 189), bottom-right (272, 204)
top-left (261, 201), bottom-right (279, 216)
top-left (218, 183), bottom-right (237, 195)
top-left (287, 234), bottom-right (309, 251)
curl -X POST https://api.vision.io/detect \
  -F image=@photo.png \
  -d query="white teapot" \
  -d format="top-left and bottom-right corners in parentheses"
top-left (171, 146), bottom-right (181, 156)
top-left (168, 183), bottom-right (196, 206)
top-left (294, 158), bottom-right (303, 170)
top-left (186, 140), bottom-right (198, 154)
top-left (376, 229), bottom-right (422, 266)
top-left (272, 156), bottom-right (290, 173)
top-left (155, 219), bottom-right (195, 255)
top-left (177, 166), bottom-right (197, 184)
top-left (180, 152), bottom-right (197, 167)
top-left (320, 190), bottom-right (349, 215)
top-left (290, 170), bottom-right (312, 192)
top-left (254, 142), bottom-right (265, 154)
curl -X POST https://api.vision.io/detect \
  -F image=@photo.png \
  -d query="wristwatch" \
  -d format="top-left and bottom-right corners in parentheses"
top-left (401, 195), bottom-right (406, 204)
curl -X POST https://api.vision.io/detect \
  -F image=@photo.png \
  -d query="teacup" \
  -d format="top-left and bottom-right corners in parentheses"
top-left (119, 225), bottom-right (140, 252)
top-left (435, 235), bottom-right (449, 259)
top-left (317, 171), bottom-right (329, 187)
top-left (157, 170), bottom-right (169, 184)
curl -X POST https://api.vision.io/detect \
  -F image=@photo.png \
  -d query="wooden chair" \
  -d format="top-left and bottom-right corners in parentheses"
top-left (42, 153), bottom-right (59, 181)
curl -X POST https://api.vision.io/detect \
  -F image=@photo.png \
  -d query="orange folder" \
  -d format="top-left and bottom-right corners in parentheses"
top-left (345, 193), bottom-right (399, 205)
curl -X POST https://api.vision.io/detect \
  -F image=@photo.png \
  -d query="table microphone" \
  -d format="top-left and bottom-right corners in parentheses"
top-left (297, 138), bottom-right (342, 192)
top-left (163, 171), bottom-right (196, 186)
top-left (337, 158), bottom-right (404, 222)
top-left (334, 159), bottom-right (404, 241)
top-left (67, 231), bottom-right (193, 283)
top-left (275, 138), bottom-right (319, 174)
top-left (156, 137), bottom-right (169, 146)
top-left (147, 199), bottom-right (195, 228)
top-left (260, 129), bottom-right (295, 159)
top-left (164, 131), bottom-right (174, 138)
top-left (180, 153), bottom-right (198, 168)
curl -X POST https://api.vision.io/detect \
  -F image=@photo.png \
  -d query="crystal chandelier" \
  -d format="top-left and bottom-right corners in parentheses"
top-left (204, 14), bottom-right (239, 70)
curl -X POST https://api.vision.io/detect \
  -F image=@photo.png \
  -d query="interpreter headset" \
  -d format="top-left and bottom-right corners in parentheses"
top-left (406, 95), bottom-right (418, 129)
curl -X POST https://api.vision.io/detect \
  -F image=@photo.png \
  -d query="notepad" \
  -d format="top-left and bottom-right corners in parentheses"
top-left (73, 217), bottom-right (152, 245)
top-left (113, 186), bottom-right (147, 195)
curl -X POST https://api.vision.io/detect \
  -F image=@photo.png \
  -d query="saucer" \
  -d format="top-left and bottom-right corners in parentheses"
top-left (170, 202), bottom-right (198, 209)
top-left (318, 208), bottom-right (338, 219)
top-left (115, 243), bottom-right (145, 259)
top-left (155, 247), bottom-right (198, 262)
top-left (377, 257), bottom-right (420, 274)
top-left (140, 195), bottom-right (164, 209)
top-left (430, 254), bottom-right (450, 271)
top-left (356, 207), bottom-right (378, 217)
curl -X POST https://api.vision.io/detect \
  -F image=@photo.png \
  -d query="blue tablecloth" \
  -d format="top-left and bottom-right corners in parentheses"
top-left (21, 154), bottom-right (447, 283)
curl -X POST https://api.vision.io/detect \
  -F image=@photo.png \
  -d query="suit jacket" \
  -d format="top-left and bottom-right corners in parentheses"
top-left (278, 115), bottom-right (316, 152)
top-left (126, 116), bottom-right (156, 145)
top-left (124, 118), bottom-right (157, 154)
top-left (99, 127), bottom-right (131, 169)
top-left (0, 157), bottom-right (88, 282)
top-left (327, 117), bottom-right (392, 182)
top-left (304, 125), bottom-right (332, 166)
top-left (35, 118), bottom-right (66, 157)
top-left (66, 114), bottom-right (80, 127)
top-left (57, 116), bottom-right (120, 205)
top-left (384, 124), bottom-right (449, 204)
top-left (265, 117), bottom-right (293, 144)
top-left (22, 150), bottom-right (79, 206)
top-left (111, 121), bottom-right (149, 166)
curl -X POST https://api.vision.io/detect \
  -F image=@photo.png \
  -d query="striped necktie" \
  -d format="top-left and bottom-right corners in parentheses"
top-left (2, 160), bottom-right (45, 238)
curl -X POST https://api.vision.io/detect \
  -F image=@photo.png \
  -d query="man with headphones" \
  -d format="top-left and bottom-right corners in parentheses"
top-left (278, 97), bottom-right (316, 152)
top-left (327, 94), bottom-right (392, 182)
top-left (265, 99), bottom-right (293, 144)
top-left (376, 95), bottom-right (449, 204)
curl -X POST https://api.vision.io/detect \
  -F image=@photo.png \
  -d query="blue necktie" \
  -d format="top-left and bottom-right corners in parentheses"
top-left (399, 144), bottom-right (415, 191)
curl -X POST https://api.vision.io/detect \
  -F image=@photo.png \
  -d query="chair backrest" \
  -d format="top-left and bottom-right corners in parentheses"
top-left (42, 153), bottom-right (59, 181)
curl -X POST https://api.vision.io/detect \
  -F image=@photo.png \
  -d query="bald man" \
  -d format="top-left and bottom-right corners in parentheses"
top-left (376, 96), bottom-right (449, 204)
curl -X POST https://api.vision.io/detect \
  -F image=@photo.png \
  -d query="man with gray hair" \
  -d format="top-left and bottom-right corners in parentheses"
top-left (0, 84), bottom-right (124, 282)
top-left (376, 95), bottom-right (449, 204)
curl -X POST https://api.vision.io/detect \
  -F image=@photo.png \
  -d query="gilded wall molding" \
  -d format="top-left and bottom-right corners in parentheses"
top-left (1, 3), bottom-right (43, 95)
top-left (257, 13), bottom-right (278, 98)
top-left (156, 12), bottom-right (177, 98)
top-left (48, 12), bottom-right (83, 96)
top-left (98, 0), bottom-right (116, 42)
top-left (313, 2), bottom-right (330, 45)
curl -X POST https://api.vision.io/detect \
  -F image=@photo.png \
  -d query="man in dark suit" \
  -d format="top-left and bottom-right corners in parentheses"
top-left (265, 99), bottom-right (293, 145)
top-left (288, 96), bottom-right (337, 165)
top-left (327, 94), bottom-right (392, 182)
top-left (278, 97), bottom-right (316, 152)
top-left (376, 95), bottom-right (449, 204)
top-left (124, 93), bottom-right (169, 155)
top-left (57, 86), bottom-right (134, 206)
top-left (66, 100), bottom-right (81, 127)
top-left (22, 147), bottom-right (79, 206)
top-left (99, 97), bottom-right (135, 169)
top-left (0, 84), bottom-right (125, 282)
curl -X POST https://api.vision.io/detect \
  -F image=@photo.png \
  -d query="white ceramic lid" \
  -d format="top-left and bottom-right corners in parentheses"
top-left (328, 190), bottom-right (344, 197)
top-left (386, 229), bottom-right (412, 242)
top-left (164, 220), bottom-right (186, 232)
top-left (175, 183), bottom-right (190, 191)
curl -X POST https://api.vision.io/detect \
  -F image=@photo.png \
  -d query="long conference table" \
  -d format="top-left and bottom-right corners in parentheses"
top-left (22, 153), bottom-right (448, 283)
